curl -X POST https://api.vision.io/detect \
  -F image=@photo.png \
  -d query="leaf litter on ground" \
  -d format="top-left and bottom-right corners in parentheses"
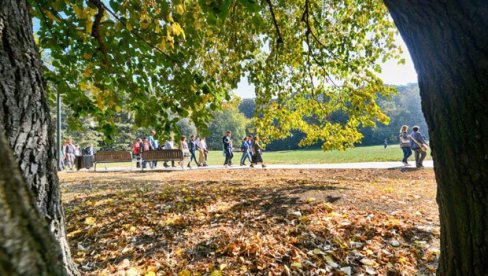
top-left (60, 168), bottom-right (439, 275)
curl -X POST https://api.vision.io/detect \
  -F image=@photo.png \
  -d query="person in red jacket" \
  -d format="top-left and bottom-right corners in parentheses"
top-left (132, 138), bottom-right (143, 168)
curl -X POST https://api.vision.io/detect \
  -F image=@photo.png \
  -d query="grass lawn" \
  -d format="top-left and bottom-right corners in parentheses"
top-left (60, 168), bottom-right (439, 275)
top-left (209, 144), bottom-right (432, 165)
top-left (97, 145), bottom-right (431, 169)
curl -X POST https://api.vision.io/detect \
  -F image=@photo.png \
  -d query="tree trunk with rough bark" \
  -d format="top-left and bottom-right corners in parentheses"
top-left (0, 131), bottom-right (66, 275)
top-left (0, 0), bottom-right (77, 274)
top-left (383, 0), bottom-right (488, 275)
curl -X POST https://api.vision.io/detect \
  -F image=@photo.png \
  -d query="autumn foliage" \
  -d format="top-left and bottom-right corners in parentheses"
top-left (61, 169), bottom-right (439, 275)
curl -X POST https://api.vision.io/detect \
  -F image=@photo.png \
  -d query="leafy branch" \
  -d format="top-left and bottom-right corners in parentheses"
top-left (265, 0), bottom-right (283, 46)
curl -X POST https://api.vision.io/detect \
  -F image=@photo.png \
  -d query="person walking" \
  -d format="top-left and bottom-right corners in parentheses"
top-left (250, 136), bottom-right (266, 168)
top-left (63, 138), bottom-right (76, 170)
top-left (148, 130), bottom-right (159, 168)
top-left (384, 138), bottom-right (388, 149)
top-left (141, 137), bottom-right (151, 169)
top-left (178, 136), bottom-right (190, 169)
top-left (240, 137), bottom-right (251, 166)
top-left (163, 137), bottom-right (176, 168)
top-left (246, 135), bottom-right (253, 163)
top-left (188, 135), bottom-right (199, 168)
top-left (132, 138), bottom-right (143, 168)
top-left (410, 126), bottom-right (429, 168)
top-left (197, 136), bottom-right (208, 166)
top-left (223, 130), bottom-right (233, 167)
top-left (399, 125), bottom-right (412, 166)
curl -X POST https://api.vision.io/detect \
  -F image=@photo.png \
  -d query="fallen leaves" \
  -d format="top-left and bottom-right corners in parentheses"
top-left (61, 169), bottom-right (439, 275)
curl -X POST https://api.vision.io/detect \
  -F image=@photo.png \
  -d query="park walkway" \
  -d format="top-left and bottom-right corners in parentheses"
top-left (72, 160), bottom-right (434, 173)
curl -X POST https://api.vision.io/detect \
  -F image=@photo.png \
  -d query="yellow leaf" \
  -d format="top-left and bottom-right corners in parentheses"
top-left (155, 22), bottom-right (161, 34)
top-left (72, 5), bottom-right (85, 18)
top-left (84, 217), bottom-right (96, 225)
top-left (291, 262), bottom-right (302, 269)
top-left (219, 264), bottom-right (227, 270)
top-left (115, 105), bottom-right (122, 112)
top-left (176, 4), bottom-right (185, 15)
top-left (178, 269), bottom-right (191, 276)
top-left (210, 270), bottom-right (222, 276)
top-left (171, 23), bottom-right (185, 39)
top-left (166, 13), bottom-right (174, 23)
top-left (83, 65), bottom-right (93, 77)
top-left (126, 22), bottom-right (133, 31)
top-left (86, 18), bottom-right (93, 34)
top-left (67, 229), bottom-right (82, 238)
top-left (43, 9), bottom-right (60, 22)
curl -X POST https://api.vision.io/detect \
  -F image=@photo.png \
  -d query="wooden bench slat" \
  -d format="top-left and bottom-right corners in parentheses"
top-left (94, 151), bottom-right (132, 162)
top-left (141, 149), bottom-right (183, 161)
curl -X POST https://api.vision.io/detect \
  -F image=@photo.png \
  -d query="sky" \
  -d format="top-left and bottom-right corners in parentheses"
top-left (234, 36), bottom-right (418, 99)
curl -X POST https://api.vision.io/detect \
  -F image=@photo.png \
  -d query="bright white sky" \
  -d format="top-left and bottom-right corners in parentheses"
top-left (234, 36), bottom-right (418, 99)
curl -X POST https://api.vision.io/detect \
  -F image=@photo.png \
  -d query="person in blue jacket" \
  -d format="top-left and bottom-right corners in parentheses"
top-left (240, 136), bottom-right (251, 166)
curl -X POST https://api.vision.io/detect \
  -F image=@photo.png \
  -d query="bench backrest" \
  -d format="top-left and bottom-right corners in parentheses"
top-left (141, 149), bottom-right (183, 161)
top-left (94, 151), bottom-right (132, 163)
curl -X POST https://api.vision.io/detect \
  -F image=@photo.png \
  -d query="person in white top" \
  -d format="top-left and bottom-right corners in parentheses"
top-left (399, 125), bottom-right (412, 166)
top-left (178, 136), bottom-right (190, 169)
top-left (163, 137), bottom-right (176, 167)
top-left (197, 136), bottom-right (208, 166)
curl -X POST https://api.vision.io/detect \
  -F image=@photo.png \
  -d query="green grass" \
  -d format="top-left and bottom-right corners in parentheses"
top-left (208, 144), bottom-right (431, 164)
top-left (92, 145), bottom-right (430, 169)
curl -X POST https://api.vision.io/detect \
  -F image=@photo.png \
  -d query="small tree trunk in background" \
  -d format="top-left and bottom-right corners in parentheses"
top-left (0, 0), bottom-right (77, 274)
top-left (384, 0), bottom-right (488, 275)
top-left (0, 132), bottom-right (66, 275)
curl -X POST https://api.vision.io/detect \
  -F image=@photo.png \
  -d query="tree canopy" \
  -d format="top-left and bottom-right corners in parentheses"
top-left (32, 0), bottom-right (402, 149)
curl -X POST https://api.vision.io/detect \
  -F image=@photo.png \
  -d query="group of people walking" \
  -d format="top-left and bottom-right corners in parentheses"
top-left (222, 131), bottom-right (266, 168)
top-left (132, 131), bottom-right (209, 169)
top-left (399, 125), bottom-right (429, 168)
top-left (132, 130), bottom-right (266, 169)
top-left (177, 134), bottom-right (209, 168)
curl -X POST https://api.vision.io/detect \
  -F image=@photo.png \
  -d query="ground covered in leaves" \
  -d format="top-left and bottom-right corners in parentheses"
top-left (60, 168), bottom-right (439, 275)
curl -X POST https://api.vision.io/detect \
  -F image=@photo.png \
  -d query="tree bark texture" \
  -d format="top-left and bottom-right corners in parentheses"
top-left (0, 131), bottom-right (66, 275)
top-left (383, 0), bottom-right (488, 275)
top-left (0, 0), bottom-right (77, 274)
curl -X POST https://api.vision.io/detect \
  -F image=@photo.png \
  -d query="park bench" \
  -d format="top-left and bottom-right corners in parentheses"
top-left (140, 149), bottom-right (184, 171)
top-left (93, 151), bottom-right (133, 171)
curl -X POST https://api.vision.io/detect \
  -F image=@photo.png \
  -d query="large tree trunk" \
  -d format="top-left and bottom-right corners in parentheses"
top-left (0, 131), bottom-right (66, 275)
top-left (383, 0), bottom-right (488, 275)
top-left (0, 0), bottom-right (77, 274)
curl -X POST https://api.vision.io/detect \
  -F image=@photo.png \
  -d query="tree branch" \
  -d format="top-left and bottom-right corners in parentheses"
top-left (87, 0), bottom-right (108, 65)
top-left (265, 0), bottom-right (283, 46)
